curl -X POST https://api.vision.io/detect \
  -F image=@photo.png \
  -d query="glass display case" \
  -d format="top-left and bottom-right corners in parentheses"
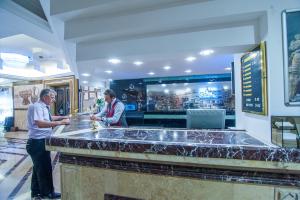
top-left (271, 116), bottom-right (300, 148)
top-left (146, 81), bottom-right (234, 112)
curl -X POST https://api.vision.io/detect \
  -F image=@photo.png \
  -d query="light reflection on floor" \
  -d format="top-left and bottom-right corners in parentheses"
top-left (0, 130), bottom-right (60, 200)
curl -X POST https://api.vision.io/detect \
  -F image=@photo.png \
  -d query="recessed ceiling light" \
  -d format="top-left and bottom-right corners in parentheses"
top-left (185, 56), bottom-right (196, 62)
top-left (82, 81), bottom-right (88, 84)
top-left (184, 83), bottom-right (189, 86)
top-left (161, 84), bottom-right (166, 87)
top-left (105, 70), bottom-right (112, 74)
top-left (108, 58), bottom-right (121, 64)
top-left (184, 69), bottom-right (192, 73)
top-left (163, 65), bottom-right (171, 70)
top-left (81, 73), bottom-right (90, 77)
top-left (164, 89), bottom-right (169, 94)
top-left (148, 72), bottom-right (155, 75)
top-left (224, 67), bottom-right (231, 71)
top-left (133, 61), bottom-right (143, 66)
top-left (199, 49), bottom-right (214, 56)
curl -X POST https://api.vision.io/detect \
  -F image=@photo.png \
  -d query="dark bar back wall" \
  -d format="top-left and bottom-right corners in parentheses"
top-left (110, 79), bottom-right (147, 112)
top-left (110, 74), bottom-right (234, 127)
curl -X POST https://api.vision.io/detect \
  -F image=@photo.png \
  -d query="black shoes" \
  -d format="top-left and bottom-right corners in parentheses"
top-left (42, 192), bottom-right (61, 199)
top-left (31, 194), bottom-right (42, 200)
top-left (32, 192), bottom-right (61, 199)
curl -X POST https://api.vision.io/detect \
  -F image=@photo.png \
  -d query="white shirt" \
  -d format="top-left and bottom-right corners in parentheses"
top-left (27, 101), bottom-right (52, 139)
top-left (96, 98), bottom-right (125, 125)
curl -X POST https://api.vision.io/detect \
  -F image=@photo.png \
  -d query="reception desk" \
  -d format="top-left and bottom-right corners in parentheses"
top-left (46, 115), bottom-right (300, 200)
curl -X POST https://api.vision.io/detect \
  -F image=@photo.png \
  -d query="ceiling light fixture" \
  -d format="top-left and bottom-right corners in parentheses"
top-left (82, 81), bottom-right (88, 84)
top-left (185, 56), bottom-right (196, 62)
top-left (133, 61), bottom-right (143, 66)
top-left (184, 69), bottom-right (192, 73)
top-left (199, 49), bottom-right (214, 56)
top-left (105, 70), bottom-right (112, 74)
top-left (81, 73), bottom-right (90, 77)
top-left (163, 65), bottom-right (171, 70)
top-left (148, 72), bottom-right (155, 75)
top-left (0, 53), bottom-right (29, 63)
top-left (224, 67), bottom-right (232, 71)
top-left (108, 58), bottom-right (121, 64)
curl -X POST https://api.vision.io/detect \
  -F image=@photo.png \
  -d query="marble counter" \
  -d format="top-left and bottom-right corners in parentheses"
top-left (47, 115), bottom-right (300, 163)
top-left (46, 115), bottom-right (300, 199)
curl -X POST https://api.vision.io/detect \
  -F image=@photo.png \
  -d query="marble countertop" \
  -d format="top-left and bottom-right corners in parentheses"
top-left (46, 115), bottom-right (300, 163)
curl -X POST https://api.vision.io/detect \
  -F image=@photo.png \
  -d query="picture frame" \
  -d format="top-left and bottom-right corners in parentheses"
top-left (241, 42), bottom-right (268, 115)
top-left (282, 9), bottom-right (300, 106)
top-left (83, 92), bottom-right (89, 100)
top-left (89, 87), bottom-right (95, 92)
top-left (89, 92), bottom-right (96, 99)
top-left (13, 84), bottom-right (44, 109)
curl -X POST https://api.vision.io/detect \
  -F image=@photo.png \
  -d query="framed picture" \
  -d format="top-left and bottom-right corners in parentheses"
top-left (13, 84), bottom-right (44, 109)
top-left (89, 87), bottom-right (95, 92)
top-left (282, 9), bottom-right (300, 106)
top-left (89, 92), bottom-right (96, 99)
top-left (83, 92), bottom-right (89, 100)
top-left (241, 42), bottom-right (268, 115)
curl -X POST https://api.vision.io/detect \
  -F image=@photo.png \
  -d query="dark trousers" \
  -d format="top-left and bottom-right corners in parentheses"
top-left (26, 138), bottom-right (54, 196)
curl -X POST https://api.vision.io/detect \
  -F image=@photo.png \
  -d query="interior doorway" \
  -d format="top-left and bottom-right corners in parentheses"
top-left (44, 76), bottom-right (78, 116)
top-left (50, 85), bottom-right (70, 116)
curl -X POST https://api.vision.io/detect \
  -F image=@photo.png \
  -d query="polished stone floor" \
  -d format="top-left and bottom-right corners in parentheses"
top-left (0, 129), bottom-right (61, 200)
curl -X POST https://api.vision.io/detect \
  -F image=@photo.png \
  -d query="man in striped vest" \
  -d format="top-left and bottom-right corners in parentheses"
top-left (90, 89), bottom-right (127, 127)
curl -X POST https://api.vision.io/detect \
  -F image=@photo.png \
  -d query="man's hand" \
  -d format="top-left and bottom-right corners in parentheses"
top-left (90, 115), bottom-right (97, 120)
top-left (62, 115), bottom-right (70, 119)
top-left (60, 118), bottom-right (70, 125)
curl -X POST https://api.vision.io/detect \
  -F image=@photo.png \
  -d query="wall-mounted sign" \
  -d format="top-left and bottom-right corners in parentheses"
top-left (282, 9), bottom-right (300, 106)
top-left (241, 42), bottom-right (268, 115)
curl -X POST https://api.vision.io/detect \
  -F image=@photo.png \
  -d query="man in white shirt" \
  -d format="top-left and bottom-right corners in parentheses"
top-left (90, 89), bottom-right (127, 127)
top-left (26, 88), bottom-right (70, 199)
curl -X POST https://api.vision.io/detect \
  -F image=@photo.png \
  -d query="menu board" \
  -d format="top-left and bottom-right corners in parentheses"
top-left (241, 42), bottom-right (268, 115)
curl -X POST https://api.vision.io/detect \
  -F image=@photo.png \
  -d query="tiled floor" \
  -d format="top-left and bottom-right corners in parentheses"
top-left (0, 130), bottom-right (61, 200)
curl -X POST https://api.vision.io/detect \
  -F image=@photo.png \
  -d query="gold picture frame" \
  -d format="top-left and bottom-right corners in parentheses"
top-left (241, 41), bottom-right (268, 116)
top-left (44, 76), bottom-right (79, 114)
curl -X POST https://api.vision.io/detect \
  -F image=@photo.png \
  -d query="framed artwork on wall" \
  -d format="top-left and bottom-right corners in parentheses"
top-left (89, 92), bottom-right (96, 99)
top-left (83, 92), bottom-right (89, 100)
top-left (282, 9), bottom-right (300, 106)
top-left (13, 84), bottom-right (44, 109)
top-left (89, 87), bottom-right (95, 92)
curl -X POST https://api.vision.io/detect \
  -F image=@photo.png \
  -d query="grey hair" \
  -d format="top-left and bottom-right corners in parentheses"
top-left (39, 88), bottom-right (57, 99)
top-left (104, 89), bottom-right (116, 98)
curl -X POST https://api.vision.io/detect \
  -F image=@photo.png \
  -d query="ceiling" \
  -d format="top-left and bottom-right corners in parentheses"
top-left (0, 34), bottom-right (63, 60)
top-left (78, 53), bottom-right (234, 84)
top-left (44, 0), bottom-right (262, 86)
top-left (1, 0), bottom-right (267, 86)
top-left (0, 34), bottom-right (70, 79)
top-left (11, 0), bottom-right (47, 21)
